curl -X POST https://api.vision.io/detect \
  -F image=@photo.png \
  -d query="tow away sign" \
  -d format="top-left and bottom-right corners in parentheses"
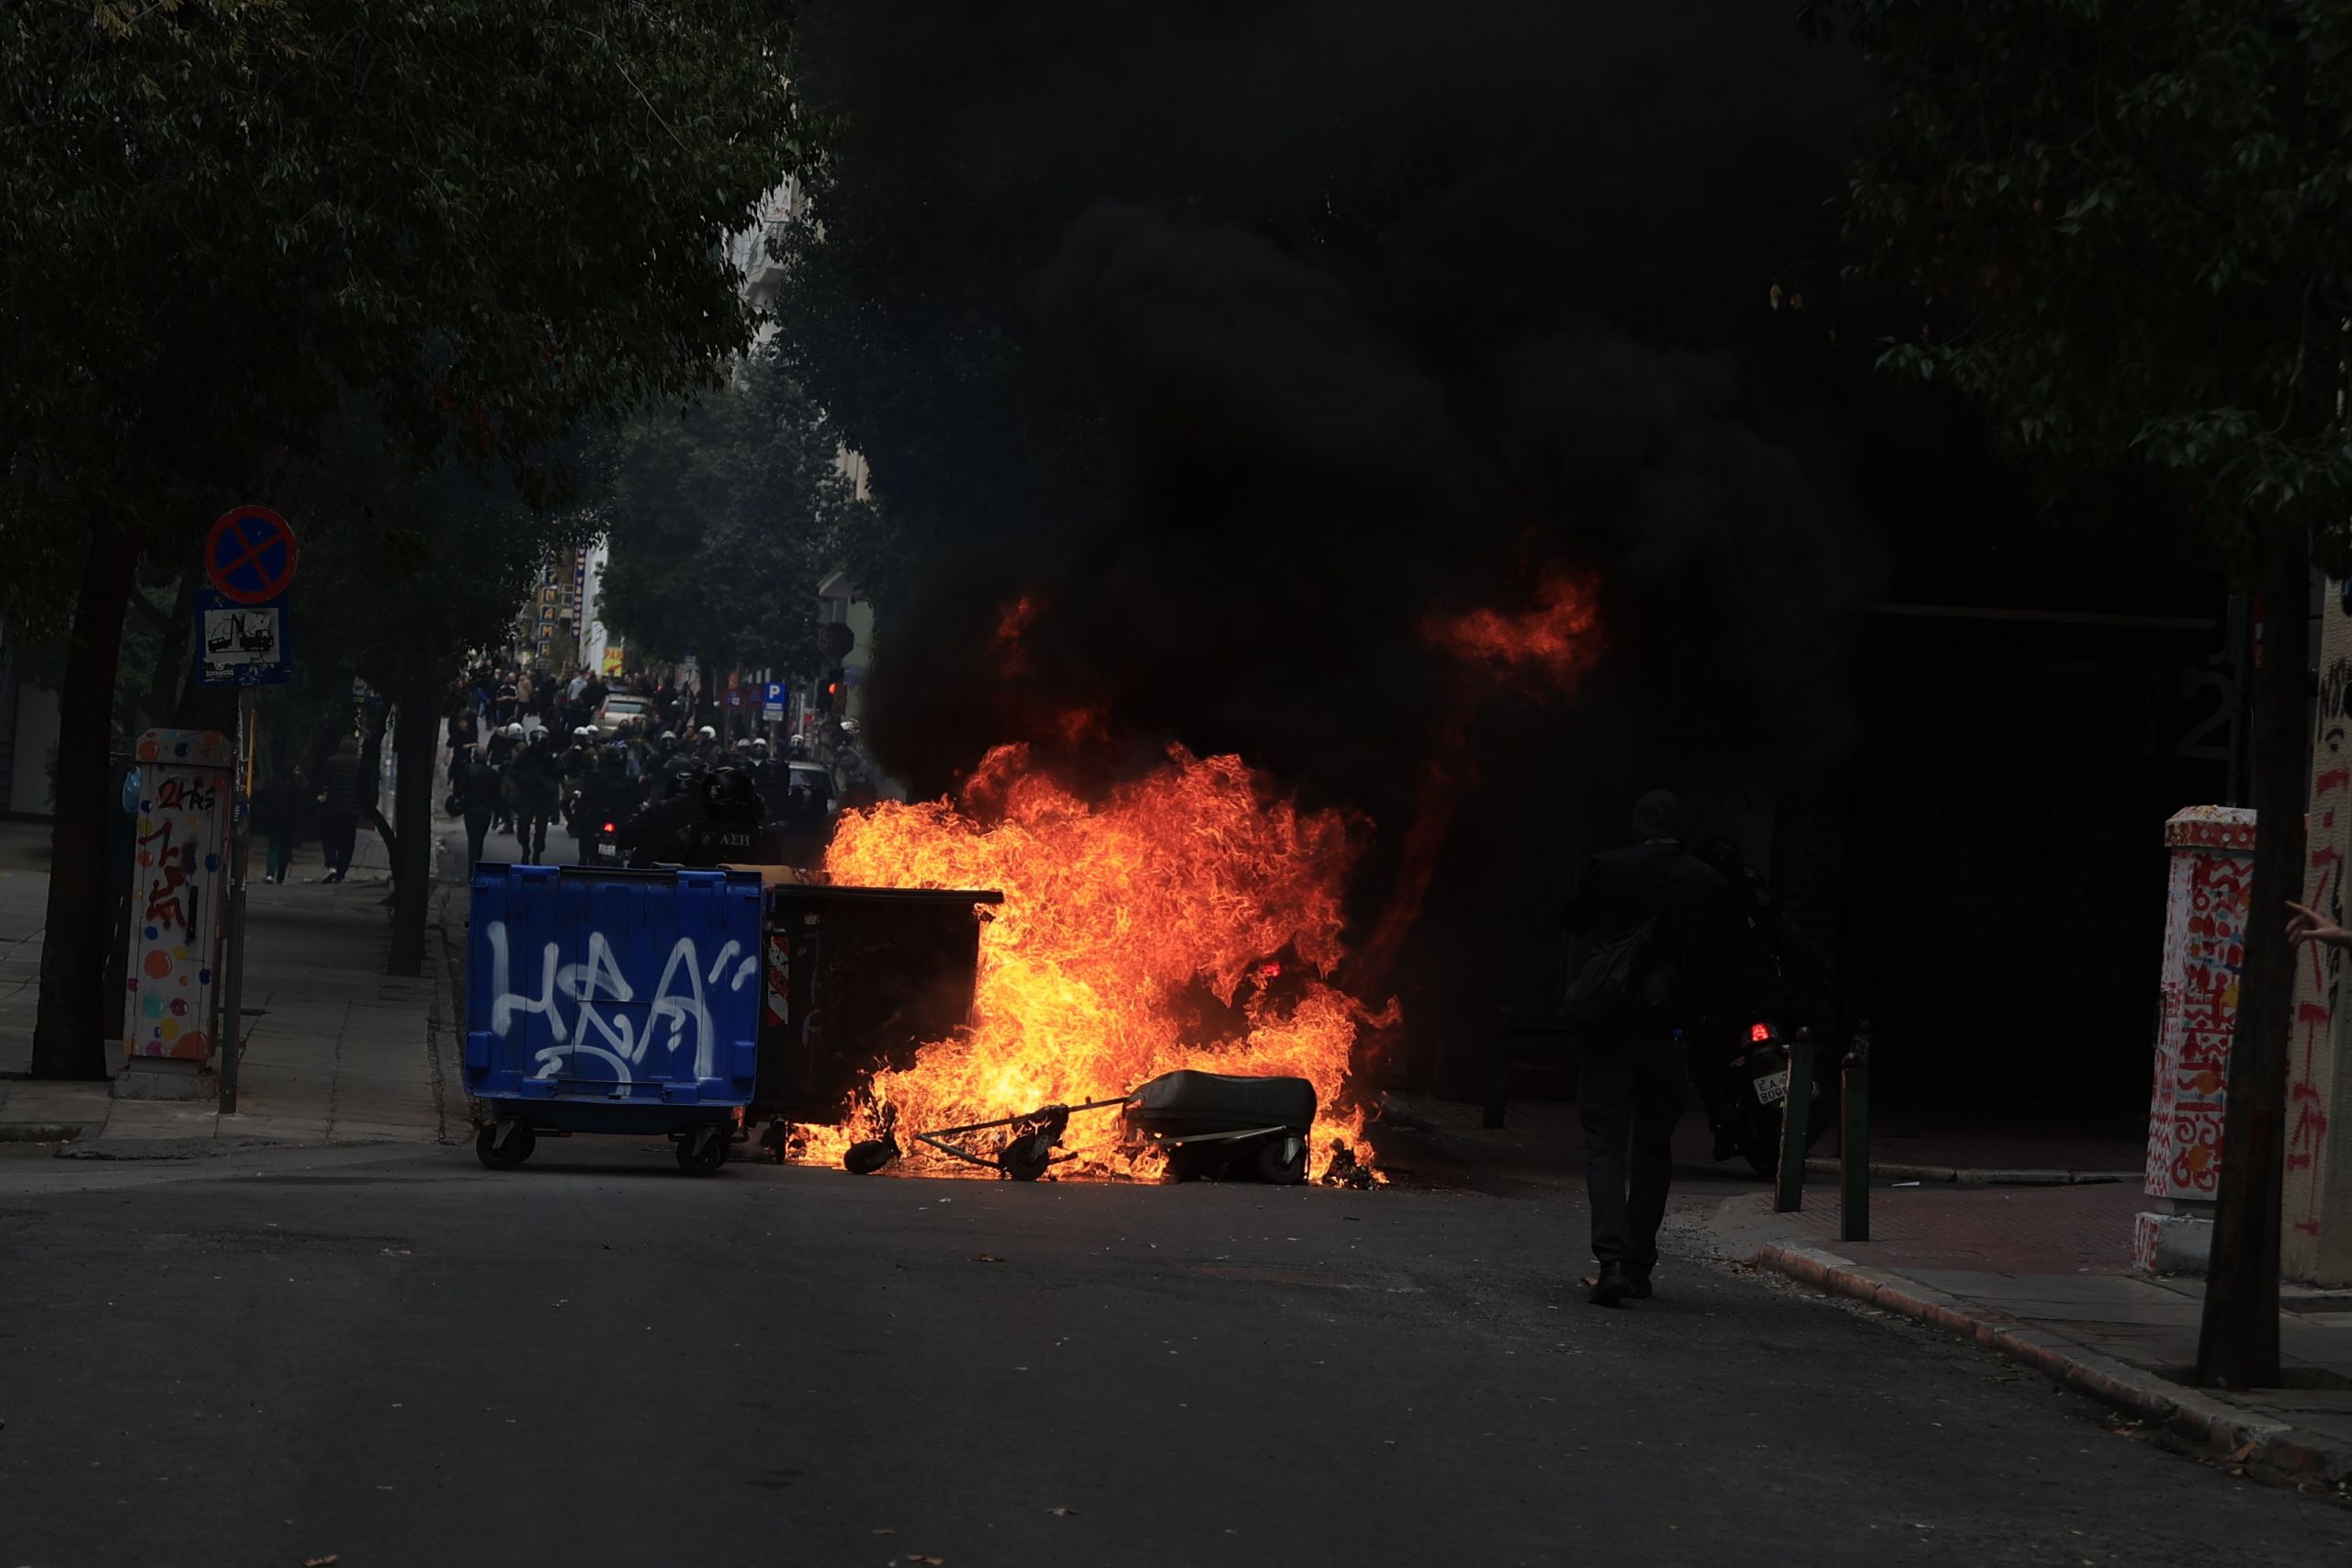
top-left (196, 589), bottom-right (290, 687)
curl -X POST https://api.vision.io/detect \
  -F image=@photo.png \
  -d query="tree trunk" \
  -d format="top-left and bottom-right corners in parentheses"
top-left (29, 525), bottom-right (142, 1079)
top-left (138, 571), bottom-right (196, 728)
top-left (385, 683), bottom-right (438, 977)
top-left (2198, 523), bottom-right (2310, 1390)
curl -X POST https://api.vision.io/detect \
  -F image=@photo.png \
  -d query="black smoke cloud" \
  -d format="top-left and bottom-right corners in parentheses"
top-left (782, 0), bottom-right (1896, 1057)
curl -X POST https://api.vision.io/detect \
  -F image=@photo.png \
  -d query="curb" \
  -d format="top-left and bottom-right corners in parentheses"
top-left (1756, 1243), bottom-right (2352, 1486)
top-left (1798, 1158), bottom-right (2136, 1187)
top-left (0, 1122), bottom-right (83, 1144)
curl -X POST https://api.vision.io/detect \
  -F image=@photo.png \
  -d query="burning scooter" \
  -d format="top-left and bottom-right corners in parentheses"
top-left (842, 1069), bottom-right (1320, 1185)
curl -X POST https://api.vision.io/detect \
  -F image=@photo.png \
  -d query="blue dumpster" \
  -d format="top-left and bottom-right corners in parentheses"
top-left (465, 864), bottom-right (764, 1175)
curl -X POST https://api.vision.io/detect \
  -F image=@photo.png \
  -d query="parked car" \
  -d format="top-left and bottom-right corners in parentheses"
top-left (592, 693), bottom-right (649, 738)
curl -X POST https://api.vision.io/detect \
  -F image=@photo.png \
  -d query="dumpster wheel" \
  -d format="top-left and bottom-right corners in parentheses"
top-left (476, 1122), bottom-right (536, 1171)
top-left (676, 1125), bottom-right (728, 1178)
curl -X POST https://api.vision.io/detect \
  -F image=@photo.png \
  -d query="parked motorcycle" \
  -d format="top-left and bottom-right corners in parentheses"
top-left (1696, 1018), bottom-right (1832, 1179)
top-left (563, 789), bottom-right (626, 865)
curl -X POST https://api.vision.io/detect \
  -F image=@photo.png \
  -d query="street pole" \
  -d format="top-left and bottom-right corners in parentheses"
top-left (1838, 1021), bottom-right (1871, 1243)
top-left (1773, 1031), bottom-right (1815, 1213)
top-left (217, 686), bottom-right (256, 1114)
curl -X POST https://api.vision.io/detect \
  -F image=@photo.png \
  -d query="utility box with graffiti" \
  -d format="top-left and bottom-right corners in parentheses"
top-left (124, 728), bottom-right (234, 1075)
top-left (465, 864), bottom-right (764, 1175)
top-left (2134, 806), bottom-right (2255, 1271)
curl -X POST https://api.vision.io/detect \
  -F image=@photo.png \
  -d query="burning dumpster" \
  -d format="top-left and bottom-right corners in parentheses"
top-left (751, 883), bottom-right (1003, 1129)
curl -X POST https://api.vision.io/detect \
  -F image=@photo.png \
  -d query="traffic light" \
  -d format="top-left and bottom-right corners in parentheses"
top-left (817, 667), bottom-right (843, 716)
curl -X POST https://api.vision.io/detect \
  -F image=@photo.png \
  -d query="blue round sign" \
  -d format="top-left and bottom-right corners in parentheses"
top-left (204, 505), bottom-right (299, 604)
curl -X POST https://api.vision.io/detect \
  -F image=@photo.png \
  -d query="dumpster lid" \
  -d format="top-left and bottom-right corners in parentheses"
top-left (763, 884), bottom-right (1004, 906)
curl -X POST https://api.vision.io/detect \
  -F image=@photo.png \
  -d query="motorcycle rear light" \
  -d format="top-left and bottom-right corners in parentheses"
top-left (1749, 1022), bottom-right (1772, 1044)
top-left (602, 821), bottom-right (616, 833)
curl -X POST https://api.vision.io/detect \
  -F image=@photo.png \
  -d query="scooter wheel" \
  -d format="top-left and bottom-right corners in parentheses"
top-left (1000, 1131), bottom-right (1055, 1181)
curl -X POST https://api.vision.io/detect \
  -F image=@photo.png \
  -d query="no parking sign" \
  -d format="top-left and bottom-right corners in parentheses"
top-left (203, 505), bottom-right (300, 604)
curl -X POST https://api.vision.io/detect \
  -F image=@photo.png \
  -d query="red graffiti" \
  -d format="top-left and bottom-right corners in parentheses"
top-left (137, 819), bottom-right (189, 931)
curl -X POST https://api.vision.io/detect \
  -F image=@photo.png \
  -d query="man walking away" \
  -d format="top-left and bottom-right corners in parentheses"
top-left (315, 735), bottom-right (365, 883)
top-left (486, 722), bottom-right (524, 832)
top-left (454, 745), bottom-right (503, 871)
top-left (508, 731), bottom-right (563, 864)
top-left (253, 763), bottom-right (305, 885)
top-left (447, 699), bottom-right (480, 767)
top-left (1560, 790), bottom-right (1728, 1307)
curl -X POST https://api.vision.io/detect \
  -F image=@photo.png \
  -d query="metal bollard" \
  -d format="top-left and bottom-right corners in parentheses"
top-left (1773, 1028), bottom-right (1815, 1213)
top-left (1839, 1020), bottom-right (1872, 1242)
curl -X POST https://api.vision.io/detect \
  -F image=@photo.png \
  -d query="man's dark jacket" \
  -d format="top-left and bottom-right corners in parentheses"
top-left (318, 748), bottom-right (366, 817)
top-left (1559, 791), bottom-right (1730, 1032)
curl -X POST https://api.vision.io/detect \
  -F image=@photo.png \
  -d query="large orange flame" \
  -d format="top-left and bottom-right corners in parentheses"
top-left (793, 742), bottom-right (1391, 1179)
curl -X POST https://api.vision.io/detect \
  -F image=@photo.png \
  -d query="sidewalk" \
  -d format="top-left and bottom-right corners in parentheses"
top-left (0, 816), bottom-right (456, 1155)
top-left (1381, 1089), bottom-right (2143, 1190)
top-left (1706, 1179), bottom-right (2352, 1489)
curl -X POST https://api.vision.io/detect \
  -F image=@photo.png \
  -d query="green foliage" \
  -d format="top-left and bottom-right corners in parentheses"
top-left (1, 0), bottom-right (815, 587)
top-left (594, 345), bottom-right (896, 674)
top-left (293, 406), bottom-right (602, 702)
top-left (1801, 1), bottom-right (2352, 571)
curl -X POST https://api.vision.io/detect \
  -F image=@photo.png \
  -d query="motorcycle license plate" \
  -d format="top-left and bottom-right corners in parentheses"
top-left (1753, 1069), bottom-right (1790, 1106)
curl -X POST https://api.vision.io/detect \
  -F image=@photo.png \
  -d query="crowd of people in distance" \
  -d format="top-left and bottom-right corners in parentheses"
top-left (441, 663), bottom-right (881, 872)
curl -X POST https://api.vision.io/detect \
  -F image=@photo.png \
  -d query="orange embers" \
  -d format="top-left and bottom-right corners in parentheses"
top-left (1421, 568), bottom-right (1601, 696)
top-left (993, 594), bottom-right (1042, 676)
top-left (791, 743), bottom-right (1388, 1179)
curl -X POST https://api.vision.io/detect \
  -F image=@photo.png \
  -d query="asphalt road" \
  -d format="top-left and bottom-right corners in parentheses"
top-left (2, 1138), bottom-right (2344, 1568)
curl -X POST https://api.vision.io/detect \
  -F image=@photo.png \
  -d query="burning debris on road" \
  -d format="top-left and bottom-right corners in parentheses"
top-left (840, 1071), bottom-right (1319, 1185)
top-left (788, 742), bottom-right (1394, 1182)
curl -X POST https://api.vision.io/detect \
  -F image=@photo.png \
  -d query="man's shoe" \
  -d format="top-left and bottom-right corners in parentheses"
top-left (1628, 1274), bottom-right (1654, 1301)
top-left (1589, 1264), bottom-right (1634, 1307)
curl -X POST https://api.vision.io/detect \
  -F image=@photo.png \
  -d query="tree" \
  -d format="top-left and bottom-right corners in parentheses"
top-left (294, 413), bottom-right (605, 970)
top-left (595, 347), bottom-right (895, 681)
top-left (1801, 2), bottom-right (2352, 1388)
top-left (1, 1), bottom-right (814, 1075)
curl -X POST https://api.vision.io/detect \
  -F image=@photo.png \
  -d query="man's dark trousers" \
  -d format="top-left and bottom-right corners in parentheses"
top-left (1580, 1032), bottom-right (1686, 1279)
top-left (321, 811), bottom-right (358, 878)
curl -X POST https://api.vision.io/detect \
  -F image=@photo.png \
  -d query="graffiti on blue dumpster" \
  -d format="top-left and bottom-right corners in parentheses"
top-left (482, 919), bottom-right (759, 1086)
